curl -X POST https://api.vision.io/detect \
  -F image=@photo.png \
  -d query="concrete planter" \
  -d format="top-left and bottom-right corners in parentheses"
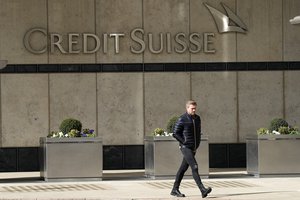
top-left (144, 135), bottom-right (209, 178)
top-left (247, 135), bottom-right (300, 177)
top-left (40, 137), bottom-right (102, 181)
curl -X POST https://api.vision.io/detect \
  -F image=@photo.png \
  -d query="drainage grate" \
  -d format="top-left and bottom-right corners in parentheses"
top-left (146, 180), bottom-right (258, 189)
top-left (0, 183), bottom-right (112, 193)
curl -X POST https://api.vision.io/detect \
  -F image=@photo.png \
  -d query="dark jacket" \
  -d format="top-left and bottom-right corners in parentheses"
top-left (172, 112), bottom-right (201, 150)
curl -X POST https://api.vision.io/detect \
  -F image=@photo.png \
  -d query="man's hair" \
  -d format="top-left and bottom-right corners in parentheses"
top-left (186, 100), bottom-right (197, 108)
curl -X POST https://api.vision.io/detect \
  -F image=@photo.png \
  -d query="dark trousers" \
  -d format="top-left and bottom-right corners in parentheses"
top-left (173, 146), bottom-right (203, 189)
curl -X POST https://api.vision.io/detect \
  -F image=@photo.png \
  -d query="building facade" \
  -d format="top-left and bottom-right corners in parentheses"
top-left (0, 0), bottom-right (300, 171)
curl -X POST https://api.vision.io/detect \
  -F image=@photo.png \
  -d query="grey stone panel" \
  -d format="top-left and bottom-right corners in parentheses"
top-left (0, 0), bottom-right (47, 64)
top-left (238, 72), bottom-right (283, 142)
top-left (283, 0), bottom-right (300, 61)
top-left (284, 71), bottom-right (300, 126)
top-left (237, 0), bottom-right (283, 61)
top-left (49, 74), bottom-right (97, 135)
top-left (191, 72), bottom-right (238, 143)
top-left (1, 74), bottom-right (49, 147)
top-left (97, 73), bottom-right (144, 145)
top-left (96, 0), bottom-right (143, 63)
top-left (144, 72), bottom-right (190, 136)
top-left (48, 0), bottom-right (96, 64)
top-left (143, 0), bottom-right (190, 63)
top-left (190, 0), bottom-right (236, 62)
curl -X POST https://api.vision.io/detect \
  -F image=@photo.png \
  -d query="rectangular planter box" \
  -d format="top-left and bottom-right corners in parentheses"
top-left (40, 137), bottom-right (102, 181)
top-left (145, 136), bottom-right (209, 178)
top-left (247, 135), bottom-right (300, 177)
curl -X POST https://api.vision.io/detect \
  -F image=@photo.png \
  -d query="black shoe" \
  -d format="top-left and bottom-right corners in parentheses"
top-left (201, 187), bottom-right (212, 198)
top-left (170, 189), bottom-right (185, 197)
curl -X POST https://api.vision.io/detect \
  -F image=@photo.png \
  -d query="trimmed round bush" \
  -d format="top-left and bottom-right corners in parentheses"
top-left (59, 118), bottom-right (82, 134)
top-left (269, 118), bottom-right (288, 132)
top-left (166, 116), bottom-right (179, 133)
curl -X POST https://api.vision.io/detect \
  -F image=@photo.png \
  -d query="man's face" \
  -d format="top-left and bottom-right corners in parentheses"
top-left (186, 104), bottom-right (197, 116)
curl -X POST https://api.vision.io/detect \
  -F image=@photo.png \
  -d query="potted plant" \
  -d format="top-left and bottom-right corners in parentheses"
top-left (145, 116), bottom-right (209, 178)
top-left (152, 127), bottom-right (170, 137)
top-left (47, 118), bottom-right (97, 138)
top-left (40, 118), bottom-right (102, 181)
top-left (247, 118), bottom-right (300, 177)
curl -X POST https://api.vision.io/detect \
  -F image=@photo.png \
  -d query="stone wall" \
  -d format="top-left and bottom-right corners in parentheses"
top-left (0, 0), bottom-right (300, 64)
top-left (0, 0), bottom-right (300, 147)
top-left (1, 70), bottom-right (300, 147)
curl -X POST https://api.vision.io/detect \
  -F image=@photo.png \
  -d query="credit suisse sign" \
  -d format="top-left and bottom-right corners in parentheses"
top-left (23, 2), bottom-right (247, 55)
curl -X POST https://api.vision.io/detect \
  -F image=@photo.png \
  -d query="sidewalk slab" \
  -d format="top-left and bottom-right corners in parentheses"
top-left (0, 171), bottom-right (299, 199)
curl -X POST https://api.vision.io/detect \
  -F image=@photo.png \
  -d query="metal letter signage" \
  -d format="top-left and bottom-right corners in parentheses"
top-left (290, 16), bottom-right (300, 25)
top-left (204, 2), bottom-right (247, 33)
top-left (23, 3), bottom-right (250, 55)
top-left (0, 60), bottom-right (8, 69)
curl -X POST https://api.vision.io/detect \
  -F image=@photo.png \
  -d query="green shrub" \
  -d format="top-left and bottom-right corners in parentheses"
top-left (59, 118), bottom-right (82, 134)
top-left (257, 118), bottom-right (300, 135)
top-left (152, 128), bottom-right (165, 136)
top-left (289, 126), bottom-right (300, 135)
top-left (166, 116), bottom-right (179, 133)
top-left (68, 129), bottom-right (80, 137)
top-left (269, 118), bottom-right (288, 132)
top-left (278, 126), bottom-right (290, 135)
top-left (257, 127), bottom-right (269, 135)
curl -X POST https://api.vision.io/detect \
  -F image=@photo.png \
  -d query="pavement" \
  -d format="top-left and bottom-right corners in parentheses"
top-left (0, 169), bottom-right (299, 200)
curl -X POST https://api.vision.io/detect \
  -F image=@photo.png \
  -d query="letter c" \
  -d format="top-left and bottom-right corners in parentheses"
top-left (23, 28), bottom-right (47, 54)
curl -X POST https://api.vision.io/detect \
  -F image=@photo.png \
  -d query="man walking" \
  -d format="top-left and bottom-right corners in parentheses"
top-left (171, 100), bottom-right (212, 198)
